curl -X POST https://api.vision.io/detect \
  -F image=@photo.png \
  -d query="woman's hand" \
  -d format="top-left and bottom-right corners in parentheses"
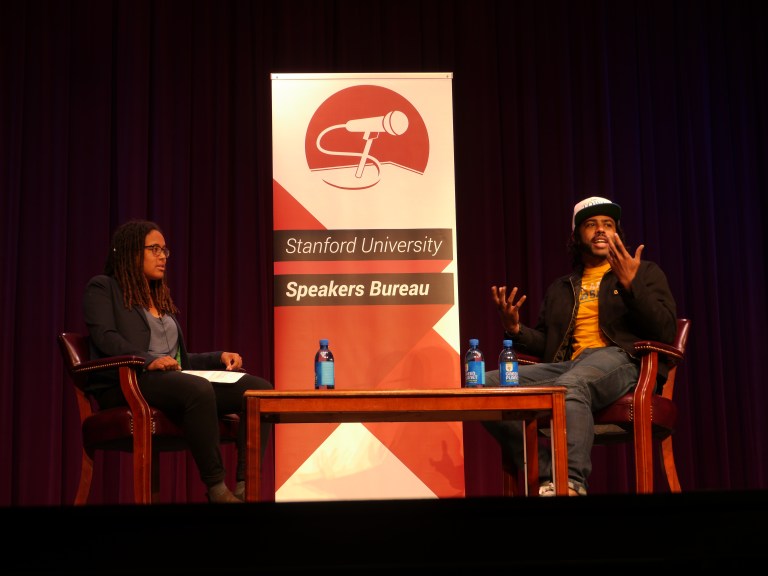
top-left (148, 355), bottom-right (180, 371)
top-left (221, 352), bottom-right (243, 371)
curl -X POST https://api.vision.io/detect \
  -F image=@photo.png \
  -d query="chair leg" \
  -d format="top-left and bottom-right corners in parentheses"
top-left (74, 448), bottom-right (95, 505)
top-left (132, 448), bottom-right (152, 504)
top-left (632, 421), bottom-right (655, 493)
top-left (660, 437), bottom-right (682, 492)
top-left (131, 432), bottom-right (154, 504)
top-left (501, 453), bottom-right (519, 496)
top-left (151, 451), bottom-right (162, 503)
top-left (632, 384), bottom-right (656, 493)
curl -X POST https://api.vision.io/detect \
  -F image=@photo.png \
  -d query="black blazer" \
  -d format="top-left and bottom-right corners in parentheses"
top-left (82, 274), bottom-right (225, 390)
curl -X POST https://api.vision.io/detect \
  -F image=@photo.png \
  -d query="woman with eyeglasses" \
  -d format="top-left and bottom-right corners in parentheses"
top-left (83, 219), bottom-right (273, 503)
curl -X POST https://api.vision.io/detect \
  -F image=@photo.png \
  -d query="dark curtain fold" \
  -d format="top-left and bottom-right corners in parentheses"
top-left (1, 0), bottom-right (766, 505)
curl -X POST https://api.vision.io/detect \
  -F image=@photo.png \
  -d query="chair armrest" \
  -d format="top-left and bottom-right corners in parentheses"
top-left (515, 340), bottom-right (684, 373)
top-left (633, 340), bottom-right (684, 365)
top-left (515, 340), bottom-right (683, 366)
top-left (70, 355), bottom-right (146, 376)
top-left (70, 356), bottom-right (149, 414)
top-left (516, 353), bottom-right (541, 365)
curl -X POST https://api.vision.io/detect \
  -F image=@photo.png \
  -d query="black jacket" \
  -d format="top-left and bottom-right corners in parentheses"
top-left (82, 274), bottom-right (226, 390)
top-left (509, 261), bottom-right (677, 380)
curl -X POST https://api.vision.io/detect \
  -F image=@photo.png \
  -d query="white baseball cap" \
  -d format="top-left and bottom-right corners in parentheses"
top-left (572, 196), bottom-right (621, 230)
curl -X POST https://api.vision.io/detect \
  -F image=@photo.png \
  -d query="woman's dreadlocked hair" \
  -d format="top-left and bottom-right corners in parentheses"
top-left (104, 219), bottom-right (179, 315)
top-left (566, 221), bottom-right (628, 271)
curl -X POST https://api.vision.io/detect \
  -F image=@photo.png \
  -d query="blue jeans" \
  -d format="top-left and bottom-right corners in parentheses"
top-left (482, 346), bottom-right (639, 492)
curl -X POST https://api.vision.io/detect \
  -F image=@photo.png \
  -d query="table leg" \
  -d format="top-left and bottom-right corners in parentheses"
top-left (550, 393), bottom-right (568, 496)
top-left (245, 396), bottom-right (262, 502)
top-left (523, 417), bottom-right (539, 496)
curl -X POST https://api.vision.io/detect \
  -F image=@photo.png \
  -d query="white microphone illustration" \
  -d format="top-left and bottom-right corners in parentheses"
top-left (345, 110), bottom-right (409, 178)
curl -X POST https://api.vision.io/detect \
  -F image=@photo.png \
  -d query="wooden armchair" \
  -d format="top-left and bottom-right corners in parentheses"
top-left (503, 318), bottom-right (691, 495)
top-left (57, 331), bottom-right (240, 504)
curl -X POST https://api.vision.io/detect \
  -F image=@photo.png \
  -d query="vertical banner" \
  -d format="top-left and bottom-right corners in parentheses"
top-left (272, 73), bottom-right (463, 501)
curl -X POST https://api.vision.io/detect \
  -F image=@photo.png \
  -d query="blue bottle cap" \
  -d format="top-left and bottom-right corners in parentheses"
top-left (469, 338), bottom-right (479, 346)
top-left (320, 339), bottom-right (329, 346)
top-left (503, 339), bottom-right (513, 347)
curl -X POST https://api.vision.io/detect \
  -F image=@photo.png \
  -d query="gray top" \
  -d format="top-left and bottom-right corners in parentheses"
top-left (142, 308), bottom-right (179, 360)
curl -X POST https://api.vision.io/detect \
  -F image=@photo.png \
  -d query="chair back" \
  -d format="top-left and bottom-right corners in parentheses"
top-left (673, 318), bottom-right (691, 352)
top-left (58, 332), bottom-right (99, 415)
top-left (660, 318), bottom-right (691, 400)
top-left (58, 332), bottom-right (89, 377)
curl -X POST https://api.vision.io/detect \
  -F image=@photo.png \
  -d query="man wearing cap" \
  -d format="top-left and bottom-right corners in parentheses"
top-left (483, 196), bottom-right (677, 496)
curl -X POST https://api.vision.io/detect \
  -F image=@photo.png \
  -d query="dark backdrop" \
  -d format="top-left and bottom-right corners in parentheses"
top-left (2, 0), bottom-right (766, 506)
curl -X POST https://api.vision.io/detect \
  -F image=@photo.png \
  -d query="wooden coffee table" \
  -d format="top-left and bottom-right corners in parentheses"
top-left (244, 386), bottom-right (567, 501)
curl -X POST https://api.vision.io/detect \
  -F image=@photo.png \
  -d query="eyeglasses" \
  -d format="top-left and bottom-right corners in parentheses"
top-left (144, 244), bottom-right (171, 258)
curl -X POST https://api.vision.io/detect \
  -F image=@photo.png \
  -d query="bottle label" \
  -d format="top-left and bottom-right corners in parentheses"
top-left (499, 361), bottom-right (519, 386)
top-left (465, 360), bottom-right (485, 387)
top-left (315, 362), bottom-right (335, 389)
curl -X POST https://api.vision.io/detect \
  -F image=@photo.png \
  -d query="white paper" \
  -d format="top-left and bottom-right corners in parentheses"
top-left (181, 370), bottom-right (246, 383)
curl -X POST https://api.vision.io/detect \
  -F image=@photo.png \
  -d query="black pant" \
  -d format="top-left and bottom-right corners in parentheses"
top-left (95, 371), bottom-right (273, 487)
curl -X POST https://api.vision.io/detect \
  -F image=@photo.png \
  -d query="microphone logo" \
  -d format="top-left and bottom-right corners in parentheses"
top-left (315, 110), bottom-right (410, 183)
top-left (304, 85), bottom-right (429, 190)
top-left (344, 111), bottom-right (409, 137)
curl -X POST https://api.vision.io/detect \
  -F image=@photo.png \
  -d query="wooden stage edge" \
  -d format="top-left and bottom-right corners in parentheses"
top-left (4, 490), bottom-right (768, 572)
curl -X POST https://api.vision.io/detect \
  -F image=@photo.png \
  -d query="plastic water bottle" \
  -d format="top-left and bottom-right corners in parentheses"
top-left (314, 339), bottom-right (335, 390)
top-left (464, 338), bottom-right (485, 387)
top-left (498, 339), bottom-right (519, 386)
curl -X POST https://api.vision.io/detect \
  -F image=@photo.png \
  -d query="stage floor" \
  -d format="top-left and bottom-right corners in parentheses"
top-left (4, 490), bottom-right (767, 573)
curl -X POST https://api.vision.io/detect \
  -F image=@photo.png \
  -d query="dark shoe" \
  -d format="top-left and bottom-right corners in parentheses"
top-left (206, 486), bottom-right (243, 504)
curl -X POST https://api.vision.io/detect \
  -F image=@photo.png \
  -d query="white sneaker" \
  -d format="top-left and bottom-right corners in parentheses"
top-left (538, 481), bottom-right (556, 496)
top-left (538, 480), bottom-right (587, 496)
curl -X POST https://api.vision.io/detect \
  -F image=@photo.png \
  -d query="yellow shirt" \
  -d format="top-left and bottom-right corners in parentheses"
top-left (571, 262), bottom-right (611, 359)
